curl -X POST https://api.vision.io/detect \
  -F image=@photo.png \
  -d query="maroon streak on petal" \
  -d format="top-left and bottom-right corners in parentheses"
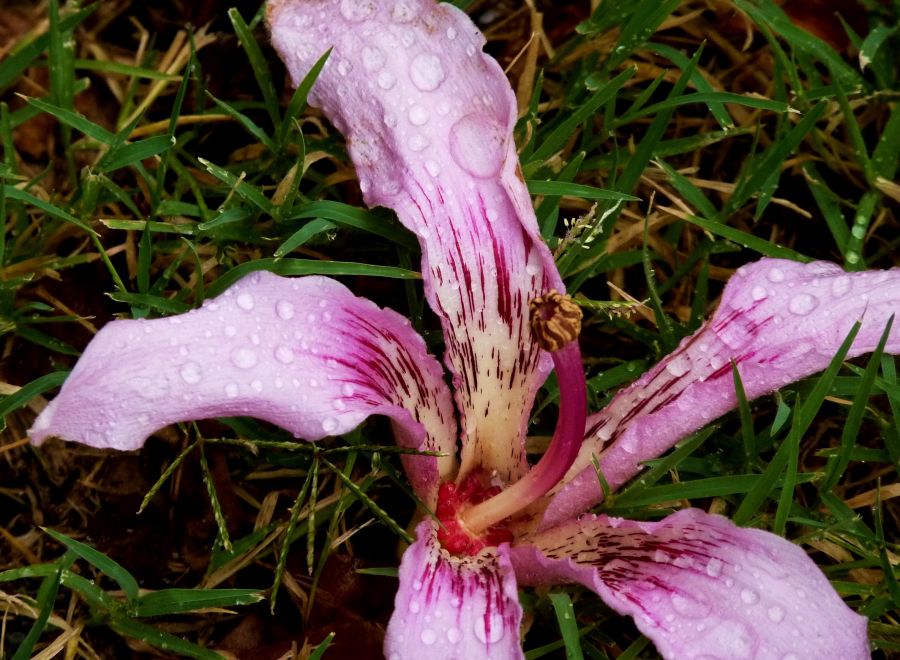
top-left (543, 258), bottom-right (900, 526)
top-left (28, 273), bottom-right (456, 504)
top-left (385, 520), bottom-right (524, 660)
top-left (511, 509), bottom-right (869, 660)
top-left (267, 0), bottom-right (564, 484)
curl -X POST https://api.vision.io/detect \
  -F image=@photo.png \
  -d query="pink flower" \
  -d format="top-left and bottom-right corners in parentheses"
top-left (30, 1), bottom-right (893, 657)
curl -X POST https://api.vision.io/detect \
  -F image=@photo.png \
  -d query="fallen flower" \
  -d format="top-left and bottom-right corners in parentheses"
top-left (28, 1), bottom-right (894, 658)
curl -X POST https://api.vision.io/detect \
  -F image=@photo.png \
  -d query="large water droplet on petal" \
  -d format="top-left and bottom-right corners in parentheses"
top-left (473, 613), bottom-right (504, 644)
top-left (767, 267), bottom-right (785, 283)
top-left (391, 0), bottom-right (415, 22)
top-left (768, 605), bottom-right (786, 623)
top-left (179, 362), bottom-right (202, 384)
top-left (788, 293), bottom-right (818, 316)
top-left (377, 71), bottom-right (397, 90)
top-left (665, 353), bottom-right (690, 377)
top-left (276, 300), bottom-right (295, 320)
top-left (231, 348), bottom-right (258, 369)
top-left (236, 293), bottom-right (255, 310)
top-left (340, 0), bottom-right (375, 21)
top-left (449, 113), bottom-right (505, 179)
top-left (275, 345), bottom-right (295, 364)
top-left (322, 417), bottom-right (338, 433)
top-left (420, 629), bottom-right (437, 645)
top-left (740, 588), bottom-right (759, 605)
top-left (362, 46), bottom-right (385, 71)
top-left (409, 53), bottom-right (445, 91)
top-left (751, 285), bottom-right (768, 301)
top-left (408, 105), bottom-right (430, 126)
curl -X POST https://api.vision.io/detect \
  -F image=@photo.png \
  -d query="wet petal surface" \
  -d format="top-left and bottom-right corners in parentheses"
top-left (29, 273), bottom-right (456, 502)
top-left (512, 509), bottom-right (869, 660)
top-left (268, 0), bottom-right (563, 483)
top-left (545, 258), bottom-right (900, 525)
top-left (386, 520), bottom-right (523, 660)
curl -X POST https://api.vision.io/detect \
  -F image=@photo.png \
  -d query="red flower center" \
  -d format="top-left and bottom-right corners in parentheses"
top-left (435, 473), bottom-right (514, 556)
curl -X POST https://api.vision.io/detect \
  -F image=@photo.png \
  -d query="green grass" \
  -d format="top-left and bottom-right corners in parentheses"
top-left (1, 0), bottom-right (899, 657)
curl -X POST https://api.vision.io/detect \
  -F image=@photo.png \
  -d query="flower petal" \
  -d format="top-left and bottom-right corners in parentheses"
top-left (544, 258), bottom-right (900, 526)
top-left (511, 509), bottom-right (869, 660)
top-left (29, 273), bottom-right (456, 502)
top-left (386, 520), bottom-right (524, 660)
top-left (268, 0), bottom-right (563, 483)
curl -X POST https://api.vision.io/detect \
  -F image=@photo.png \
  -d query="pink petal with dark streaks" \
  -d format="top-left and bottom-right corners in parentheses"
top-left (267, 0), bottom-right (563, 484)
top-left (511, 509), bottom-right (869, 660)
top-left (544, 258), bottom-right (900, 526)
top-left (29, 273), bottom-right (456, 504)
top-left (386, 520), bottom-right (523, 660)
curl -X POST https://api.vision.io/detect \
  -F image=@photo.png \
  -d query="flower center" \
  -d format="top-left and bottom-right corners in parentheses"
top-left (435, 473), bottom-right (514, 555)
top-left (451, 291), bottom-right (588, 538)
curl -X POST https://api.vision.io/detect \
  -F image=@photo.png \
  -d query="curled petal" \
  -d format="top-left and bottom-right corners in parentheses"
top-left (386, 520), bottom-right (524, 660)
top-left (544, 258), bottom-right (900, 526)
top-left (511, 509), bottom-right (869, 660)
top-left (268, 0), bottom-right (563, 484)
top-left (29, 273), bottom-right (456, 503)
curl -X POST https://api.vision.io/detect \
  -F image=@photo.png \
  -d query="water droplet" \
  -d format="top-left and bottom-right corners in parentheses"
top-left (740, 588), bottom-right (759, 605)
top-left (788, 293), bottom-right (818, 315)
top-left (224, 325), bottom-right (237, 337)
top-left (671, 593), bottom-right (711, 618)
top-left (706, 558), bottom-right (723, 577)
top-left (446, 627), bottom-right (461, 643)
top-left (420, 629), bottom-right (437, 645)
top-left (768, 267), bottom-right (785, 283)
top-left (408, 105), bottom-right (430, 126)
top-left (618, 431), bottom-right (638, 454)
top-left (702, 621), bottom-right (753, 658)
top-left (333, 399), bottom-right (346, 410)
top-left (340, 0), bottom-right (375, 21)
top-left (846, 251), bottom-right (860, 265)
top-left (391, 0), bottom-right (415, 21)
top-left (412, 579), bottom-right (423, 592)
top-left (236, 293), bottom-right (254, 310)
top-left (225, 383), bottom-right (239, 398)
top-left (751, 285), bottom-right (767, 301)
top-left (275, 345), bottom-right (294, 364)
top-left (134, 377), bottom-right (170, 399)
top-left (322, 417), bottom-right (338, 433)
top-left (473, 613), bottom-right (504, 644)
top-left (383, 112), bottom-right (398, 127)
top-left (231, 348), bottom-right (258, 369)
top-left (362, 46), bottom-right (385, 71)
top-left (408, 134), bottom-right (429, 151)
top-left (851, 225), bottom-right (865, 239)
top-left (276, 300), bottom-right (295, 320)
top-left (250, 379), bottom-right (263, 392)
top-left (425, 160), bottom-right (441, 176)
top-left (377, 71), bottom-right (397, 90)
top-left (409, 601), bottom-right (420, 613)
top-left (449, 113), bottom-right (505, 179)
top-left (179, 362), bottom-right (202, 384)
top-left (342, 383), bottom-right (356, 396)
top-left (337, 59), bottom-right (352, 76)
top-left (831, 276), bottom-right (851, 295)
top-left (665, 354), bottom-right (690, 377)
top-left (446, 26), bottom-right (457, 40)
top-left (409, 53), bottom-right (445, 91)
top-left (465, 44), bottom-right (476, 56)
top-left (768, 605), bottom-right (785, 623)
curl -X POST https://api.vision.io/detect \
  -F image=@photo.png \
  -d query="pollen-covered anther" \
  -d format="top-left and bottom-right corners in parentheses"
top-left (529, 290), bottom-right (582, 352)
